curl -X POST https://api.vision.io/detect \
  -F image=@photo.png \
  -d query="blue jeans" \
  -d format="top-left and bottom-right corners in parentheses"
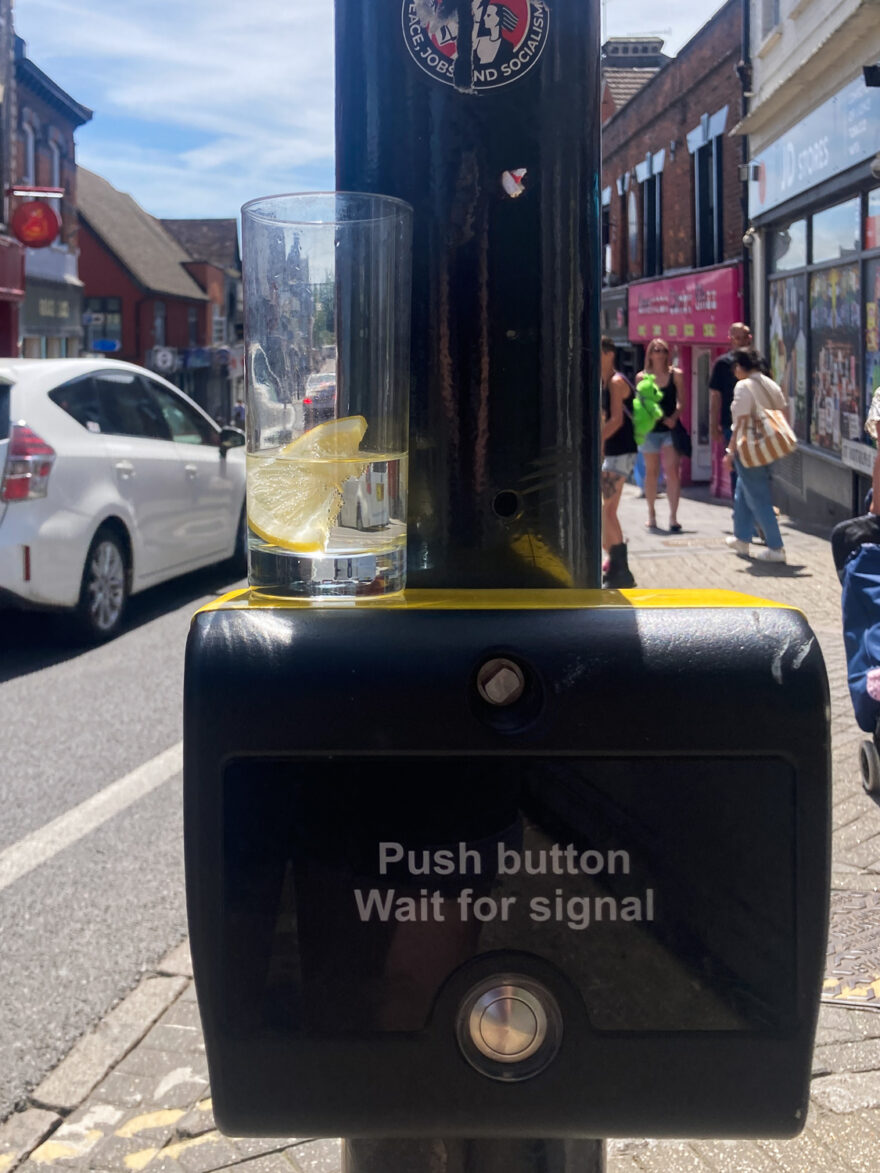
top-left (733, 460), bottom-right (783, 549)
top-left (723, 427), bottom-right (737, 499)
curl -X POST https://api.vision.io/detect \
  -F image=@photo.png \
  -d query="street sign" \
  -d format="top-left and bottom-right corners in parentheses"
top-left (82, 311), bottom-right (105, 326)
top-left (92, 339), bottom-right (121, 353)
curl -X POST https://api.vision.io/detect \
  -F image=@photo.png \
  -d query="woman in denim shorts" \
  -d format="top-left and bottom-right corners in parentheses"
top-left (637, 337), bottom-right (686, 532)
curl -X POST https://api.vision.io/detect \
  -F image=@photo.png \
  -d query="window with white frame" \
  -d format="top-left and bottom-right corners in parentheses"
top-left (49, 140), bottom-right (62, 231)
top-left (688, 107), bottom-right (728, 268)
top-left (601, 186), bottom-right (611, 283)
top-left (22, 123), bottom-right (35, 185)
top-left (635, 149), bottom-right (664, 277)
top-left (761, 0), bottom-right (780, 39)
top-left (616, 173), bottom-right (630, 282)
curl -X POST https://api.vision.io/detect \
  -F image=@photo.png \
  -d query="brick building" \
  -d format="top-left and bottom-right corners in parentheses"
top-left (76, 167), bottom-right (214, 407)
top-left (14, 35), bottom-right (92, 357)
top-left (601, 0), bottom-right (748, 490)
top-left (160, 218), bottom-right (244, 417)
top-left (600, 36), bottom-right (670, 126)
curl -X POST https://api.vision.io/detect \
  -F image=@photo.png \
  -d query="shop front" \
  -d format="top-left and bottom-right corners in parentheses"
top-left (749, 72), bottom-right (880, 528)
top-left (599, 287), bottom-right (639, 385)
top-left (21, 276), bottom-right (83, 357)
top-left (627, 263), bottom-right (743, 487)
top-left (0, 236), bottom-right (25, 355)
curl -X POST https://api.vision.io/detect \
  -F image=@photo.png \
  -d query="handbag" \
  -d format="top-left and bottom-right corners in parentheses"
top-left (671, 418), bottom-right (692, 459)
top-left (734, 374), bottom-right (797, 468)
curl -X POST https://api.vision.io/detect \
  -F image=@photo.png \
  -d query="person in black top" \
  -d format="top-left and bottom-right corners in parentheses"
top-left (709, 322), bottom-right (754, 500)
top-left (601, 336), bottom-right (637, 588)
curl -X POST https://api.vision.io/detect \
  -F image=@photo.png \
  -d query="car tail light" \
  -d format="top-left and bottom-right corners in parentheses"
top-left (303, 397), bottom-right (312, 405)
top-left (1, 423), bottom-right (56, 501)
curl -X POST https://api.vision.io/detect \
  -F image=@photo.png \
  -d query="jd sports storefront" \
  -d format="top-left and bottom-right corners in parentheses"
top-left (749, 72), bottom-right (880, 528)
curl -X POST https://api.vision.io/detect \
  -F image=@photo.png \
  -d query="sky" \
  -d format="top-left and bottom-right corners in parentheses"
top-left (14, 0), bottom-right (716, 222)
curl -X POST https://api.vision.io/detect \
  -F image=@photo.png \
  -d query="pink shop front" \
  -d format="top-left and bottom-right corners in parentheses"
top-left (628, 263), bottom-right (743, 493)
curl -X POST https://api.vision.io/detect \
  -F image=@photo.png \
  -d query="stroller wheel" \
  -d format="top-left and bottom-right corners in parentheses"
top-left (859, 739), bottom-right (880, 794)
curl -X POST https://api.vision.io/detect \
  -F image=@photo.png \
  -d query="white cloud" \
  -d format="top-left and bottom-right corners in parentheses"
top-left (16, 0), bottom-right (718, 219)
top-left (16, 0), bottom-right (336, 217)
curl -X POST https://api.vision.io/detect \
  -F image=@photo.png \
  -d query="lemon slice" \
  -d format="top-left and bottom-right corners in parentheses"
top-left (247, 415), bottom-right (367, 552)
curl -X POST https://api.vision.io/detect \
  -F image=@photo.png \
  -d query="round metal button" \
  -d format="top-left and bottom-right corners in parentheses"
top-left (479, 995), bottom-right (539, 1057)
top-left (468, 984), bottom-right (548, 1064)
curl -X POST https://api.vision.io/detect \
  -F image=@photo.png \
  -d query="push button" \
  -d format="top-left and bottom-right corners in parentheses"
top-left (472, 986), bottom-right (545, 1062)
top-left (458, 976), bottom-right (562, 1080)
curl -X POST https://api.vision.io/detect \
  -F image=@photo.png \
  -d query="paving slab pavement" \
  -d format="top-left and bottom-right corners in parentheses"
top-left (4, 483), bottom-right (880, 1171)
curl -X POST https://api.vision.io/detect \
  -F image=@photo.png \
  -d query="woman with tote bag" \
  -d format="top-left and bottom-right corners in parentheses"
top-left (722, 348), bottom-right (794, 563)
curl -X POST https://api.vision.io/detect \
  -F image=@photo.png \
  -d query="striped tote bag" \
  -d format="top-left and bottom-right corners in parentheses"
top-left (735, 374), bottom-right (797, 468)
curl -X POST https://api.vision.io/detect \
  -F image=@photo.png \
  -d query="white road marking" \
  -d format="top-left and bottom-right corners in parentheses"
top-left (0, 742), bottom-right (183, 895)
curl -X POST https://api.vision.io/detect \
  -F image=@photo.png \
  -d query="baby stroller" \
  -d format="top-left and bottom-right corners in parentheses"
top-left (832, 511), bottom-right (880, 794)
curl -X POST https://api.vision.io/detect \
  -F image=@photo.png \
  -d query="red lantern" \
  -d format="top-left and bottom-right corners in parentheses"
top-left (11, 200), bottom-right (61, 248)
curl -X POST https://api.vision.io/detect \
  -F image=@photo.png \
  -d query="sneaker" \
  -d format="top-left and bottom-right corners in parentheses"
top-left (725, 536), bottom-right (750, 555)
top-left (754, 546), bottom-right (785, 563)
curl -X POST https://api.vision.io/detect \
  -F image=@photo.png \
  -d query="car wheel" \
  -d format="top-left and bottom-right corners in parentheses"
top-left (232, 504), bottom-right (248, 577)
top-left (74, 528), bottom-right (128, 642)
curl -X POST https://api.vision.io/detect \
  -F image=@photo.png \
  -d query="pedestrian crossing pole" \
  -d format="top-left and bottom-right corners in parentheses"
top-left (182, 4), bottom-right (831, 1166)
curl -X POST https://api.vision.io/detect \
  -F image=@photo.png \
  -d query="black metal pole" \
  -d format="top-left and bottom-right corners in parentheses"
top-left (336, 3), bottom-right (606, 1167)
top-left (336, 0), bottom-right (603, 589)
top-left (343, 1137), bottom-right (606, 1173)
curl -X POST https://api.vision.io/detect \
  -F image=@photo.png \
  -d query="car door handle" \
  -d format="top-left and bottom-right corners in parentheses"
top-left (115, 460), bottom-right (135, 479)
top-left (184, 463), bottom-right (198, 479)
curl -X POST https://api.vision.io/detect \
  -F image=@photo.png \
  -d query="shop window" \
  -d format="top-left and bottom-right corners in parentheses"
top-left (84, 297), bottom-right (122, 350)
top-left (867, 187), bottom-right (880, 251)
top-left (809, 265), bottom-right (860, 455)
top-left (812, 198), bottom-right (860, 264)
top-left (768, 275), bottom-right (808, 440)
top-left (866, 258), bottom-right (880, 433)
top-left (769, 220), bottom-right (807, 273)
top-left (601, 186), bottom-right (612, 284)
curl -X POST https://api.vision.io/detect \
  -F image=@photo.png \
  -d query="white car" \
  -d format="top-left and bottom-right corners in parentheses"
top-left (340, 462), bottom-right (390, 530)
top-left (0, 359), bottom-right (246, 641)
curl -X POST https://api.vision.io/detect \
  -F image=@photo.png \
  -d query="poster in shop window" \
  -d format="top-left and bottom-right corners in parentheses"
top-left (866, 259), bottom-right (880, 434)
top-left (769, 276), bottom-right (807, 442)
top-left (809, 266), bottom-right (860, 455)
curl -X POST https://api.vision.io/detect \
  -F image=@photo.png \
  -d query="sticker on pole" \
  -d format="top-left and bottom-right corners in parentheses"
top-left (403, 0), bottom-right (550, 92)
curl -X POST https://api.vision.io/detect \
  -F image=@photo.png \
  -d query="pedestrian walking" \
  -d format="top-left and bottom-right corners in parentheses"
top-left (709, 322), bottom-right (755, 504)
top-left (600, 336), bottom-right (636, 588)
top-left (723, 348), bottom-right (789, 563)
top-left (637, 337), bottom-right (685, 532)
